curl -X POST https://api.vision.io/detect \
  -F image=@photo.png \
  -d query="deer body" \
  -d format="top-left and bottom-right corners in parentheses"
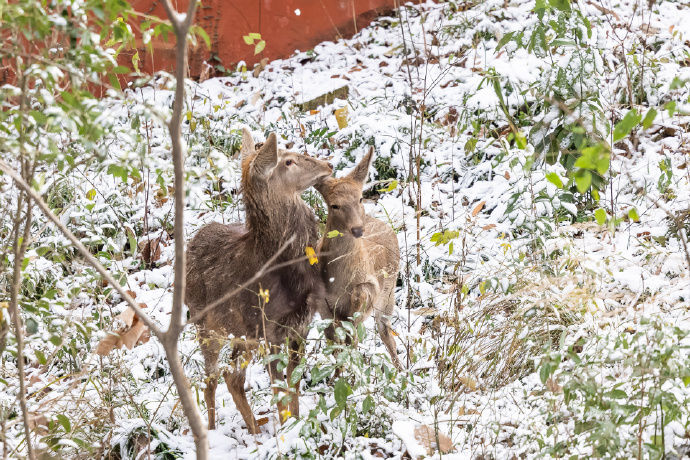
top-left (315, 148), bottom-right (402, 369)
top-left (185, 129), bottom-right (332, 432)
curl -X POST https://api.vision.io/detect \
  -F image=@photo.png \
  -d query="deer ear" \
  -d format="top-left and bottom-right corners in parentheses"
top-left (314, 176), bottom-right (336, 197)
top-left (251, 132), bottom-right (278, 176)
top-left (347, 146), bottom-right (375, 184)
top-left (240, 128), bottom-right (255, 164)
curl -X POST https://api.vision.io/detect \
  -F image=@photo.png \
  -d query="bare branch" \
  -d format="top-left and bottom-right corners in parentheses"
top-left (0, 160), bottom-right (163, 338)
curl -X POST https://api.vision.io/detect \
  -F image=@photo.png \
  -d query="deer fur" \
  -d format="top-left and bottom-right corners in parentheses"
top-left (314, 147), bottom-right (402, 370)
top-left (185, 128), bottom-right (333, 432)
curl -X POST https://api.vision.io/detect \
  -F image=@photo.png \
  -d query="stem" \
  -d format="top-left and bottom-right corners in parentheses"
top-left (158, 0), bottom-right (208, 457)
top-left (9, 199), bottom-right (34, 460)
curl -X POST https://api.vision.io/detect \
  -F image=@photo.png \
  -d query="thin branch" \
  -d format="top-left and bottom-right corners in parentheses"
top-left (9, 200), bottom-right (34, 460)
top-left (0, 160), bottom-right (163, 337)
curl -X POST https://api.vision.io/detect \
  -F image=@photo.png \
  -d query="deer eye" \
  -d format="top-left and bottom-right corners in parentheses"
top-left (331, 205), bottom-right (340, 210)
top-left (285, 159), bottom-right (293, 166)
top-left (359, 198), bottom-right (363, 203)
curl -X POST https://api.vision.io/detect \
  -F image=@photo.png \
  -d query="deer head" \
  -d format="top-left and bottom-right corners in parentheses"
top-left (240, 128), bottom-right (333, 196)
top-left (315, 146), bottom-right (374, 239)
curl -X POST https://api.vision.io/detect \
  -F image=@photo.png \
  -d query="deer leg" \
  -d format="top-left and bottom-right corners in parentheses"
top-left (286, 341), bottom-right (303, 418)
top-left (375, 311), bottom-right (402, 370)
top-left (223, 363), bottom-right (260, 434)
top-left (199, 331), bottom-right (223, 430)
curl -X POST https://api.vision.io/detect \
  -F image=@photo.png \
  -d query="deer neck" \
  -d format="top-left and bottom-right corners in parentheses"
top-left (244, 191), bottom-right (319, 261)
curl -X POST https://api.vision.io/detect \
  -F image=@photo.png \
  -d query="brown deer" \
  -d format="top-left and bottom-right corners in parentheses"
top-left (185, 128), bottom-right (333, 433)
top-left (314, 147), bottom-right (402, 370)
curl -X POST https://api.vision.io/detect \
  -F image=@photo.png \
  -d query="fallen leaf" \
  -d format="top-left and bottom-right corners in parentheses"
top-left (482, 224), bottom-right (496, 230)
top-left (257, 417), bottom-right (270, 426)
top-left (504, 171), bottom-right (510, 180)
top-left (335, 106), bottom-right (349, 129)
top-left (96, 308), bottom-right (150, 355)
top-left (414, 425), bottom-right (455, 456)
top-left (471, 201), bottom-right (486, 217)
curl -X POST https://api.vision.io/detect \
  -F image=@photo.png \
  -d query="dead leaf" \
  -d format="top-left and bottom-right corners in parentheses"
top-left (96, 308), bottom-right (150, 355)
top-left (504, 171), bottom-right (510, 180)
top-left (257, 417), bottom-right (270, 426)
top-left (482, 224), bottom-right (496, 231)
top-left (546, 377), bottom-right (563, 394)
top-left (138, 239), bottom-right (162, 265)
top-left (252, 57), bottom-right (269, 78)
top-left (471, 201), bottom-right (486, 217)
top-left (414, 425), bottom-right (455, 456)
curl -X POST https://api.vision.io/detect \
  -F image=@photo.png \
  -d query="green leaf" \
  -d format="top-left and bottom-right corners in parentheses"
top-left (362, 395), bottom-right (374, 415)
top-left (30, 111), bottom-right (47, 125)
top-left (548, 0), bottom-right (571, 11)
top-left (196, 27), bottom-right (211, 49)
top-left (242, 35), bottom-right (254, 45)
top-left (628, 208), bottom-right (640, 222)
top-left (329, 406), bottom-right (341, 421)
top-left (310, 365), bottom-right (333, 384)
top-left (56, 413), bottom-right (71, 432)
top-left (35, 349), bottom-right (47, 365)
top-left (545, 172), bottom-right (563, 188)
top-left (378, 180), bottom-right (398, 193)
top-left (334, 378), bottom-right (351, 409)
top-left (107, 73), bottom-right (121, 91)
top-left (254, 40), bottom-right (266, 55)
top-left (327, 230), bottom-right (342, 238)
top-left (613, 110), bottom-right (642, 141)
top-left (26, 318), bottom-right (38, 335)
top-left (112, 66), bottom-right (130, 74)
top-left (665, 101), bottom-right (677, 117)
top-left (575, 171), bottom-right (592, 194)
top-left (539, 362), bottom-right (551, 384)
top-left (290, 360), bottom-right (306, 385)
top-left (642, 108), bottom-right (657, 130)
top-left (464, 137), bottom-right (478, 154)
top-left (605, 389), bottom-right (627, 399)
top-left (248, 32), bottom-right (262, 40)
top-left (595, 208), bottom-right (607, 225)
top-left (496, 32), bottom-right (514, 51)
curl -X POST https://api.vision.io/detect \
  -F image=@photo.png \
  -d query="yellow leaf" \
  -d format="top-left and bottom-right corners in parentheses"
top-left (281, 410), bottom-right (291, 422)
top-left (305, 246), bottom-right (318, 265)
top-left (335, 106), bottom-right (349, 129)
top-left (241, 360), bottom-right (249, 369)
top-left (86, 189), bottom-right (96, 201)
top-left (259, 288), bottom-right (270, 304)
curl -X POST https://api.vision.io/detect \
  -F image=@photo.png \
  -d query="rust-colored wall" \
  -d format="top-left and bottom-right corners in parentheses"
top-left (123, 0), bottom-right (396, 80)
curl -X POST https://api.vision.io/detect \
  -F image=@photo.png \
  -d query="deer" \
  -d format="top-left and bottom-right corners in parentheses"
top-left (185, 128), bottom-right (333, 433)
top-left (314, 147), bottom-right (402, 370)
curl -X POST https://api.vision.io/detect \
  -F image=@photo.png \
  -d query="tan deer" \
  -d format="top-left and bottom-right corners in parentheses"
top-left (314, 147), bottom-right (402, 370)
top-left (185, 128), bottom-right (333, 433)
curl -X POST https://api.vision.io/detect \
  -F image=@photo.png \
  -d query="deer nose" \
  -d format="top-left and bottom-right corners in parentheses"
top-left (351, 227), bottom-right (364, 238)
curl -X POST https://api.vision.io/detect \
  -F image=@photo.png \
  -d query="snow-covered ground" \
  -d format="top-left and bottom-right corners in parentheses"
top-left (3, 0), bottom-right (690, 458)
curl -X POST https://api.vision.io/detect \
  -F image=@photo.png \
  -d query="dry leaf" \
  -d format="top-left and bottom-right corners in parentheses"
top-left (96, 308), bottom-right (150, 356)
top-left (138, 239), bottom-right (162, 265)
top-left (471, 201), bottom-right (486, 217)
top-left (335, 106), bottom-right (349, 129)
top-left (504, 171), bottom-right (510, 180)
top-left (125, 290), bottom-right (137, 299)
top-left (459, 375), bottom-right (477, 391)
top-left (257, 417), bottom-right (270, 426)
top-left (414, 425), bottom-right (455, 456)
top-left (482, 224), bottom-right (496, 230)
top-left (546, 377), bottom-right (563, 393)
